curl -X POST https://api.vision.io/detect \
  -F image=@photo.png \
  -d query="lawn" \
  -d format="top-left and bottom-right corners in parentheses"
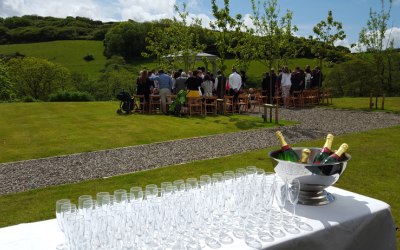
top-left (0, 102), bottom-right (292, 163)
top-left (0, 40), bottom-right (107, 79)
top-left (0, 126), bottom-right (399, 245)
top-left (330, 97), bottom-right (400, 113)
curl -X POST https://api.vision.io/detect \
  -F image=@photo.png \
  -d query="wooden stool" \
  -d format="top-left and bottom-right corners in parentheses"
top-left (261, 103), bottom-right (278, 124)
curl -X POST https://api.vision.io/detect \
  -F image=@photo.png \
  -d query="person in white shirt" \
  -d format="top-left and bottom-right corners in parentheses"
top-left (228, 68), bottom-right (242, 106)
top-left (281, 66), bottom-right (292, 108)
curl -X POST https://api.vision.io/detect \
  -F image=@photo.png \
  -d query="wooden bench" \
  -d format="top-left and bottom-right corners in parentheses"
top-left (261, 103), bottom-right (278, 124)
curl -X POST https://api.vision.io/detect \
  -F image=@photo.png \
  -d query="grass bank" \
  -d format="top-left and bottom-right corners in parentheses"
top-left (0, 101), bottom-right (291, 163)
top-left (0, 40), bottom-right (107, 79)
top-left (330, 97), bottom-right (400, 113)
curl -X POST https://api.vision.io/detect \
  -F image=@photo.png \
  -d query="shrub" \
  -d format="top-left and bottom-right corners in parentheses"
top-left (23, 95), bottom-right (38, 102)
top-left (83, 54), bottom-right (94, 62)
top-left (48, 90), bottom-right (94, 102)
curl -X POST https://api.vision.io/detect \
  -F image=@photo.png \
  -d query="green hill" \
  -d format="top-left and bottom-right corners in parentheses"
top-left (0, 40), bottom-right (328, 86)
top-left (0, 40), bottom-right (107, 79)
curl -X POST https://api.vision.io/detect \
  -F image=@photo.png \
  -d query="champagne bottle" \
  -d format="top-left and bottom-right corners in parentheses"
top-left (275, 131), bottom-right (299, 162)
top-left (322, 143), bottom-right (349, 164)
top-left (313, 134), bottom-right (334, 164)
top-left (298, 148), bottom-right (311, 163)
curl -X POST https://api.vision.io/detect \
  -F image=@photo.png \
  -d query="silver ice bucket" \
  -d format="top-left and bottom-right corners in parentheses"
top-left (269, 147), bottom-right (351, 205)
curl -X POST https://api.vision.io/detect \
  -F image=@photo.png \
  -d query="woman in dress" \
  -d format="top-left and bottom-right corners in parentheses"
top-left (136, 70), bottom-right (154, 111)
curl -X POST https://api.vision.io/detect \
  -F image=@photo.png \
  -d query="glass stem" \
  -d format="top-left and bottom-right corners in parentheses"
top-left (292, 204), bottom-right (296, 222)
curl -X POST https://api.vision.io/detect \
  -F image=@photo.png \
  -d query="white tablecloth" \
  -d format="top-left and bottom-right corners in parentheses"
top-left (0, 187), bottom-right (397, 250)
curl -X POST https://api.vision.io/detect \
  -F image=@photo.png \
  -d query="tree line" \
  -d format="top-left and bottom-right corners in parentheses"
top-left (0, 14), bottom-right (350, 61)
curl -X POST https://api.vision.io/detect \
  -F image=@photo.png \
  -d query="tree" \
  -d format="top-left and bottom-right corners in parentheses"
top-left (142, 19), bottom-right (175, 69)
top-left (0, 60), bottom-right (15, 101)
top-left (324, 58), bottom-right (375, 97)
top-left (229, 14), bottom-right (256, 73)
top-left (104, 21), bottom-right (149, 60)
top-left (7, 57), bottom-right (72, 100)
top-left (250, 0), bottom-right (296, 103)
top-left (210, 0), bottom-right (236, 74)
top-left (312, 10), bottom-right (346, 68)
top-left (95, 56), bottom-right (136, 100)
top-left (171, 3), bottom-right (206, 72)
top-left (142, 3), bottom-right (206, 71)
top-left (358, 0), bottom-right (393, 94)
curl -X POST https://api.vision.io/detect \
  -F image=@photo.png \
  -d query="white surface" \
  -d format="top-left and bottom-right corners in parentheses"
top-left (0, 187), bottom-right (397, 250)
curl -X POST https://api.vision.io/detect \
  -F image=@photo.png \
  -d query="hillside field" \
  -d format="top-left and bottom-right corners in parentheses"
top-left (0, 40), bottom-right (329, 85)
top-left (0, 40), bottom-right (107, 79)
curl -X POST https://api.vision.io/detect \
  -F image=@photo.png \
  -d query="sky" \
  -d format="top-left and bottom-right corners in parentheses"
top-left (1, 0), bottom-right (399, 50)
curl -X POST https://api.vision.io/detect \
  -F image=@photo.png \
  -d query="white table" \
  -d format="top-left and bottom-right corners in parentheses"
top-left (0, 187), bottom-right (397, 250)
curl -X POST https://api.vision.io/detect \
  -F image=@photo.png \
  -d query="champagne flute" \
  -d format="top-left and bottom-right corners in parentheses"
top-left (114, 189), bottom-right (128, 206)
top-left (56, 199), bottom-right (70, 250)
top-left (270, 176), bottom-right (287, 238)
top-left (288, 179), bottom-right (300, 222)
top-left (78, 195), bottom-right (92, 212)
top-left (274, 176), bottom-right (287, 225)
top-left (130, 186), bottom-right (143, 202)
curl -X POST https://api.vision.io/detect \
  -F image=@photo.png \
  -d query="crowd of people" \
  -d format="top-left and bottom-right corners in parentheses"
top-left (261, 65), bottom-right (323, 108)
top-left (135, 65), bottom-right (323, 113)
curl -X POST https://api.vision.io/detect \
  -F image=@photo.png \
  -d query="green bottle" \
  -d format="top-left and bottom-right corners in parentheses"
top-left (322, 143), bottom-right (349, 164)
top-left (313, 134), bottom-right (334, 164)
top-left (275, 131), bottom-right (300, 162)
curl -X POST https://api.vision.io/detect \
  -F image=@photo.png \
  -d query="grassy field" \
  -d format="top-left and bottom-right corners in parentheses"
top-left (0, 40), bottom-right (107, 79)
top-left (330, 97), bottom-right (400, 113)
top-left (0, 126), bottom-right (399, 245)
top-left (0, 40), bottom-right (325, 84)
top-left (0, 102), bottom-right (292, 163)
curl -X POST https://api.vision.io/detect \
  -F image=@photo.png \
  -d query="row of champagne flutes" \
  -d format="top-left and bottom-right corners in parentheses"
top-left (55, 166), bottom-right (313, 250)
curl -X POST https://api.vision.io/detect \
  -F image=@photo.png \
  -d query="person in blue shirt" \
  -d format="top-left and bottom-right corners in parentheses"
top-left (154, 70), bottom-right (173, 114)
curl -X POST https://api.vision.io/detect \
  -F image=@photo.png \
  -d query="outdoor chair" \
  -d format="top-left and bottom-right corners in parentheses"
top-left (290, 90), bottom-right (304, 108)
top-left (303, 89), bottom-right (319, 106)
top-left (149, 95), bottom-right (161, 113)
top-left (133, 95), bottom-right (146, 113)
top-left (187, 97), bottom-right (203, 116)
top-left (273, 89), bottom-right (283, 106)
top-left (248, 93), bottom-right (262, 113)
top-left (203, 96), bottom-right (217, 115)
top-left (237, 94), bottom-right (249, 114)
top-left (223, 95), bottom-right (235, 114)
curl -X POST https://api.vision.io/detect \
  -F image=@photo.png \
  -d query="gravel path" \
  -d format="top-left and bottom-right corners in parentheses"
top-left (1, 107), bottom-right (399, 195)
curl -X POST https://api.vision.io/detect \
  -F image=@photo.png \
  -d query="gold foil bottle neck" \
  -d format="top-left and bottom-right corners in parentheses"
top-left (299, 148), bottom-right (311, 163)
top-left (323, 134), bottom-right (334, 150)
top-left (275, 131), bottom-right (288, 147)
top-left (335, 143), bottom-right (349, 157)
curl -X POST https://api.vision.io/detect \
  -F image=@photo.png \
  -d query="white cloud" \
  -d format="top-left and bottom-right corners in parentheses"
top-left (188, 13), bottom-right (211, 28)
top-left (118, 0), bottom-right (176, 22)
top-left (384, 27), bottom-right (400, 48)
top-left (0, 0), bottom-right (177, 22)
top-left (351, 27), bottom-right (400, 52)
top-left (334, 38), bottom-right (352, 48)
top-left (243, 14), bottom-right (255, 31)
